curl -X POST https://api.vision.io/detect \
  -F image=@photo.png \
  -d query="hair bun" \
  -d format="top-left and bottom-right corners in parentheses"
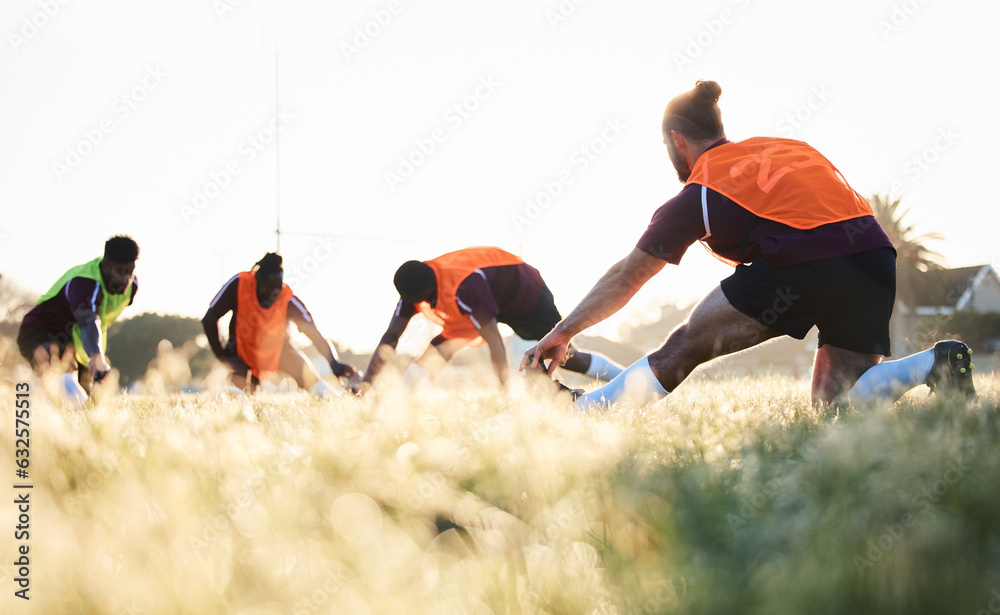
top-left (693, 80), bottom-right (722, 104)
top-left (255, 252), bottom-right (283, 275)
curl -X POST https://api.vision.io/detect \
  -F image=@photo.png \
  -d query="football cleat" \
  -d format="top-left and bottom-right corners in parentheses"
top-left (926, 340), bottom-right (977, 399)
top-left (523, 353), bottom-right (584, 401)
top-left (553, 379), bottom-right (584, 403)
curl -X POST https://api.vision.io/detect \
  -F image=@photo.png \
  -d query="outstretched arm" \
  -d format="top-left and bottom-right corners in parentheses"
top-left (201, 306), bottom-right (227, 362)
top-left (522, 248), bottom-right (666, 375)
top-left (362, 308), bottom-right (413, 386)
top-left (298, 319), bottom-right (357, 379)
top-left (72, 305), bottom-right (109, 380)
top-left (476, 319), bottom-right (510, 387)
top-left (202, 276), bottom-right (243, 368)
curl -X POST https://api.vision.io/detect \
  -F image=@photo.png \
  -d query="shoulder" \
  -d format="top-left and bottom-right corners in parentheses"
top-left (208, 274), bottom-right (241, 310)
top-left (65, 277), bottom-right (102, 311)
top-left (456, 269), bottom-right (490, 296)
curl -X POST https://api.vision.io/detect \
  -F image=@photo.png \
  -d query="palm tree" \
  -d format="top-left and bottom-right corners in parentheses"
top-left (867, 193), bottom-right (946, 307)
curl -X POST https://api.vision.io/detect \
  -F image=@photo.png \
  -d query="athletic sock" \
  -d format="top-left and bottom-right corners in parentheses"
top-left (583, 352), bottom-right (625, 381)
top-left (62, 372), bottom-right (88, 408)
top-left (576, 356), bottom-right (669, 409)
top-left (847, 348), bottom-right (935, 402)
top-left (400, 363), bottom-right (429, 390)
top-left (309, 379), bottom-right (341, 399)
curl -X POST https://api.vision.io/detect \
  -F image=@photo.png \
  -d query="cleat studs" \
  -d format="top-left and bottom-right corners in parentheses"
top-left (960, 368), bottom-right (967, 374)
top-left (957, 353), bottom-right (964, 360)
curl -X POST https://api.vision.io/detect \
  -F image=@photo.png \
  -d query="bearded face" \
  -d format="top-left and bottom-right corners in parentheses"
top-left (666, 135), bottom-right (691, 183)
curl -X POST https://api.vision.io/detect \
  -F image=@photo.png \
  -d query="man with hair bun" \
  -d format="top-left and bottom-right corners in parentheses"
top-left (523, 80), bottom-right (976, 408)
top-left (202, 252), bottom-right (358, 396)
top-left (17, 235), bottom-right (140, 400)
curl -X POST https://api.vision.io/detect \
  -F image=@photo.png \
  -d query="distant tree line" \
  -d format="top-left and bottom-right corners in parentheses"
top-left (0, 272), bottom-right (214, 385)
top-left (106, 313), bottom-right (215, 386)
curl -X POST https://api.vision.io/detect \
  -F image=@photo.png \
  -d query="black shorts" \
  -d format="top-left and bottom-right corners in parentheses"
top-left (498, 284), bottom-right (562, 341)
top-left (720, 248), bottom-right (896, 356)
top-left (17, 327), bottom-right (72, 364)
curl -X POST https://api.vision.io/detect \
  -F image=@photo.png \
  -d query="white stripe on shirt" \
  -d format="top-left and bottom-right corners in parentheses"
top-left (289, 296), bottom-right (312, 323)
top-left (700, 185), bottom-right (712, 240)
top-left (455, 296), bottom-right (481, 329)
top-left (209, 274), bottom-right (240, 309)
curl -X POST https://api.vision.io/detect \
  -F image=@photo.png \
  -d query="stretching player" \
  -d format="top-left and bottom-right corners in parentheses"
top-left (17, 235), bottom-right (139, 399)
top-left (523, 80), bottom-right (975, 408)
top-left (360, 246), bottom-right (624, 392)
top-left (202, 252), bottom-right (357, 396)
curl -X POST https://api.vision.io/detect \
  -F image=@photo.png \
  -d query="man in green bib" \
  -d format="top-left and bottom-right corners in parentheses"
top-left (17, 235), bottom-right (139, 396)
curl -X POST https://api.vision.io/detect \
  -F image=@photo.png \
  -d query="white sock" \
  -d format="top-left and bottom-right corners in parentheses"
top-left (310, 379), bottom-right (341, 399)
top-left (576, 356), bottom-right (669, 409)
top-left (62, 372), bottom-right (88, 407)
top-left (400, 363), bottom-right (429, 390)
top-left (847, 348), bottom-right (935, 402)
top-left (583, 352), bottom-right (625, 381)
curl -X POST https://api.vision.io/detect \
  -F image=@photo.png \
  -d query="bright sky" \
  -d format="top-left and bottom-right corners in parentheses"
top-left (2, 0), bottom-right (998, 353)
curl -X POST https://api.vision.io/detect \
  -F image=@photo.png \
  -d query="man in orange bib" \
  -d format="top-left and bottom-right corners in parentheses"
top-left (202, 253), bottom-right (358, 396)
top-left (359, 247), bottom-right (624, 392)
top-left (523, 80), bottom-right (975, 408)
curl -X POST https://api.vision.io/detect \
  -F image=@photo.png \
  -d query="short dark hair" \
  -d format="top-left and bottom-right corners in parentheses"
top-left (104, 235), bottom-right (139, 262)
top-left (662, 80), bottom-right (724, 143)
top-left (252, 252), bottom-right (283, 277)
top-left (394, 260), bottom-right (436, 303)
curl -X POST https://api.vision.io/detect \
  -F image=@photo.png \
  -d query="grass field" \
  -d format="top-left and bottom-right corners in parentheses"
top-left (2, 372), bottom-right (999, 614)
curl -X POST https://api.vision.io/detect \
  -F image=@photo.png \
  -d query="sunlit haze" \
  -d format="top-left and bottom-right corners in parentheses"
top-left (2, 0), bottom-right (997, 351)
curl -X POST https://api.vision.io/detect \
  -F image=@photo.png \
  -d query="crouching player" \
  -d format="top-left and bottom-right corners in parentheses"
top-left (17, 235), bottom-right (139, 403)
top-left (359, 246), bottom-right (624, 394)
top-left (202, 253), bottom-right (358, 397)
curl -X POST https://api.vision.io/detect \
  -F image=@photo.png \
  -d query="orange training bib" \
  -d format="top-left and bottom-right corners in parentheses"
top-left (234, 271), bottom-right (294, 378)
top-left (416, 247), bottom-right (523, 345)
top-left (686, 137), bottom-right (872, 230)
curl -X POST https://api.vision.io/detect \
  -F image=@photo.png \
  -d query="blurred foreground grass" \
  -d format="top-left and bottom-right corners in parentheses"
top-left (1, 373), bottom-right (999, 614)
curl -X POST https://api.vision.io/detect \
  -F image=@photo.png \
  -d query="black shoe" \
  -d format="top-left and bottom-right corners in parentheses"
top-left (553, 379), bottom-right (584, 402)
top-left (524, 353), bottom-right (583, 401)
top-left (926, 340), bottom-right (976, 399)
